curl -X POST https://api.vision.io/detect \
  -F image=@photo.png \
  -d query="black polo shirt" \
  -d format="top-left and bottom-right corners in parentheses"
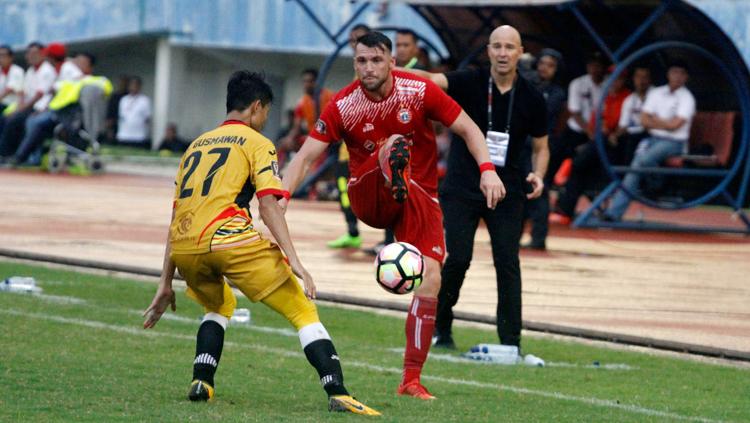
top-left (442, 68), bottom-right (547, 201)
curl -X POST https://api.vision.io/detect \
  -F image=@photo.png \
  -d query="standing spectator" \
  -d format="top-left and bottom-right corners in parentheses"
top-left (395, 29), bottom-right (427, 70)
top-left (609, 65), bottom-right (652, 165)
top-left (550, 67), bottom-right (631, 224)
top-left (602, 60), bottom-right (695, 221)
top-left (547, 53), bottom-right (606, 189)
top-left (105, 75), bottom-right (129, 143)
top-left (521, 48), bottom-right (566, 250)
top-left (116, 76), bottom-right (151, 148)
top-left (0, 42), bottom-right (56, 162)
top-left (0, 45), bottom-right (24, 138)
top-left (278, 69), bottom-right (333, 157)
top-left (283, 31), bottom-right (504, 399)
top-left (406, 26), bottom-right (549, 356)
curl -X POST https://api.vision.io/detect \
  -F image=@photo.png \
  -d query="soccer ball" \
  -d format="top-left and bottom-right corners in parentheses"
top-left (374, 242), bottom-right (424, 294)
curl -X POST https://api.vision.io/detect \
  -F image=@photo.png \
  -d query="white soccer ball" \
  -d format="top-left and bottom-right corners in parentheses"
top-left (374, 242), bottom-right (424, 295)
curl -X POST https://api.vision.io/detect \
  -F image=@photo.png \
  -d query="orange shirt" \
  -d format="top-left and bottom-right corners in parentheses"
top-left (588, 88), bottom-right (631, 135)
top-left (294, 89), bottom-right (333, 132)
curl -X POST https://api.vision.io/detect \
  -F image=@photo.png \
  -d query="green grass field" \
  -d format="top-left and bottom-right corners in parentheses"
top-left (1, 260), bottom-right (748, 422)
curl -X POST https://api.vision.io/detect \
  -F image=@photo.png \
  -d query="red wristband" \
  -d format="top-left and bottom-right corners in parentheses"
top-left (281, 190), bottom-right (291, 201)
top-left (479, 162), bottom-right (495, 173)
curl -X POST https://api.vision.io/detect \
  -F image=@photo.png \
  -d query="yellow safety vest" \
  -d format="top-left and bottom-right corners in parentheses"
top-left (48, 75), bottom-right (113, 111)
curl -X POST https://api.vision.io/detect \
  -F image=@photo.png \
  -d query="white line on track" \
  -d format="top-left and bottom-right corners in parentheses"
top-left (1, 308), bottom-right (725, 423)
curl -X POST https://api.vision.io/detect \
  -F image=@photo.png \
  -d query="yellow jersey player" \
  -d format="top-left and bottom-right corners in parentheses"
top-left (142, 70), bottom-right (379, 416)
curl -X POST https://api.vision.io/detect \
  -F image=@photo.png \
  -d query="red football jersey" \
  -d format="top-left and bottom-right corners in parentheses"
top-left (309, 70), bottom-right (461, 194)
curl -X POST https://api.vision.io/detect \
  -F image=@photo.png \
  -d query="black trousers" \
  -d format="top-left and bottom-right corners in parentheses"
top-left (334, 160), bottom-right (359, 237)
top-left (437, 189), bottom-right (524, 347)
top-left (546, 127), bottom-right (589, 187)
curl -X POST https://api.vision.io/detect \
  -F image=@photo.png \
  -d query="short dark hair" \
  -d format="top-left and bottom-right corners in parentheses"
top-left (356, 31), bottom-right (392, 53)
top-left (396, 29), bottom-right (418, 43)
top-left (77, 52), bottom-right (96, 67)
top-left (130, 75), bottom-right (143, 85)
top-left (226, 70), bottom-right (273, 113)
top-left (27, 41), bottom-right (44, 50)
top-left (351, 23), bottom-right (371, 33)
top-left (0, 45), bottom-right (13, 56)
top-left (667, 59), bottom-right (690, 73)
top-left (586, 51), bottom-right (607, 66)
top-left (302, 68), bottom-right (318, 79)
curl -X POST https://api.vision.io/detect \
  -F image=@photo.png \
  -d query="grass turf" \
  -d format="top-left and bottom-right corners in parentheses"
top-left (1, 260), bottom-right (748, 422)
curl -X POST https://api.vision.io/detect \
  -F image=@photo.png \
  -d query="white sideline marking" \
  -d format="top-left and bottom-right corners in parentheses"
top-left (1, 308), bottom-right (724, 423)
top-left (124, 309), bottom-right (297, 337)
top-left (388, 348), bottom-right (637, 370)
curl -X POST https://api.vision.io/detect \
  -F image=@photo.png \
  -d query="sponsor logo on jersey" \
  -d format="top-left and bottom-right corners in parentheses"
top-left (362, 123), bottom-right (374, 133)
top-left (432, 245), bottom-right (443, 255)
top-left (271, 160), bottom-right (280, 177)
top-left (363, 140), bottom-right (376, 151)
top-left (397, 108), bottom-right (412, 124)
top-left (315, 119), bottom-right (327, 135)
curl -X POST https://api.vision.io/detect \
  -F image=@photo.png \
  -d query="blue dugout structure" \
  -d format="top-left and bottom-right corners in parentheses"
top-left (293, 0), bottom-right (750, 233)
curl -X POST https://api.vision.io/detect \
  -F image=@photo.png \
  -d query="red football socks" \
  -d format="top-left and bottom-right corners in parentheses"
top-left (402, 295), bottom-right (437, 384)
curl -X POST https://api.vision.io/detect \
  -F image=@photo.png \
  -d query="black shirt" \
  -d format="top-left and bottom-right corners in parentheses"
top-left (442, 68), bottom-right (547, 200)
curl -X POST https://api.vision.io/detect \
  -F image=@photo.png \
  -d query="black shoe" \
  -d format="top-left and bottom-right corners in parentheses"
top-left (187, 379), bottom-right (214, 401)
top-left (432, 333), bottom-right (456, 349)
top-left (388, 136), bottom-right (411, 203)
top-left (521, 241), bottom-right (546, 251)
top-left (363, 242), bottom-right (386, 256)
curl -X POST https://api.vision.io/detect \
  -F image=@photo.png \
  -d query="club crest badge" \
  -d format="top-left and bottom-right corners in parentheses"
top-left (397, 108), bottom-right (412, 124)
top-left (364, 140), bottom-right (376, 151)
top-left (314, 119), bottom-right (327, 135)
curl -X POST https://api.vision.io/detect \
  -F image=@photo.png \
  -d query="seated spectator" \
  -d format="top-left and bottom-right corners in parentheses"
top-left (0, 42), bottom-right (56, 163)
top-left (11, 52), bottom-right (103, 166)
top-left (159, 123), bottom-right (188, 154)
top-left (608, 65), bottom-right (652, 165)
top-left (395, 29), bottom-right (427, 70)
top-left (602, 60), bottom-right (695, 222)
top-left (116, 76), bottom-right (151, 149)
top-left (550, 66), bottom-right (631, 224)
top-left (0, 44), bottom-right (25, 120)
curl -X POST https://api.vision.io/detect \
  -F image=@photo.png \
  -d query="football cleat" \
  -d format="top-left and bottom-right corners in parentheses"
top-left (327, 234), bottom-right (363, 249)
top-left (328, 395), bottom-right (381, 416)
top-left (388, 136), bottom-right (411, 203)
top-left (397, 381), bottom-right (436, 400)
top-left (187, 379), bottom-right (214, 402)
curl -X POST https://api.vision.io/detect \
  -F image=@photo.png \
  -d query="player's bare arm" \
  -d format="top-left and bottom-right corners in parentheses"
top-left (279, 136), bottom-right (330, 211)
top-left (258, 194), bottom-right (316, 299)
top-left (449, 109), bottom-right (506, 209)
top-left (143, 209), bottom-right (177, 329)
top-left (527, 135), bottom-right (549, 200)
top-left (397, 67), bottom-right (449, 91)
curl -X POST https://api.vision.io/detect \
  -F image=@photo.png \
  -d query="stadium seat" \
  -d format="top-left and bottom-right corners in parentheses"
top-left (664, 111), bottom-right (735, 168)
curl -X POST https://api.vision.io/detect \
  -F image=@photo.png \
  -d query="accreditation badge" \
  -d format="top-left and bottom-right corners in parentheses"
top-left (486, 130), bottom-right (509, 167)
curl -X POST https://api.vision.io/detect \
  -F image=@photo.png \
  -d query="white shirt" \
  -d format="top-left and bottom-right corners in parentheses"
top-left (618, 88), bottom-right (652, 134)
top-left (566, 74), bottom-right (604, 132)
top-left (117, 93), bottom-right (152, 142)
top-left (23, 61), bottom-right (57, 111)
top-left (55, 60), bottom-right (84, 88)
top-left (0, 63), bottom-right (24, 106)
top-left (642, 84), bottom-right (696, 141)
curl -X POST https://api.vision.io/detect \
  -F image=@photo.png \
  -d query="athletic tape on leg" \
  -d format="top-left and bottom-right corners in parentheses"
top-left (202, 312), bottom-right (228, 330)
top-left (298, 322), bottom-right (331, 349)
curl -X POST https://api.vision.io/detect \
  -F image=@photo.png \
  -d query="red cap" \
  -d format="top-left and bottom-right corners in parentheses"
top-left (44, 43), bottom-right (66, 60)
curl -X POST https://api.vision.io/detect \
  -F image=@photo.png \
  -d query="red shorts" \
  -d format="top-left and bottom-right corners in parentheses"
top-left (348, 154), bottom-right (445, 263)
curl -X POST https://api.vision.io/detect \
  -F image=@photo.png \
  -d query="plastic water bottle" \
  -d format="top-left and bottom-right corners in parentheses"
top-left (0, 276), bottom-right (42, 294)
top-left (523, 354), bottom-right (545, 367)
top-left (230, 308), bottom-right (252, 325)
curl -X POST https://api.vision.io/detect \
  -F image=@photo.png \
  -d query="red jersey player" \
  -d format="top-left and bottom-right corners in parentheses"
top-left (282, 31), bottom-right (505, 400)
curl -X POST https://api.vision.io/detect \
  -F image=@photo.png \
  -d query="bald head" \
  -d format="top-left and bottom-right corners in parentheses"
top-left (487, 25), bottom-right (523, 78)
top-left (489, 25), bottom-right (521, 47)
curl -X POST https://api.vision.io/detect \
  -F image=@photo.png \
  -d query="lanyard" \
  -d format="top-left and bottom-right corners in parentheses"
top-left (487, 75), bottom-right (516, 133)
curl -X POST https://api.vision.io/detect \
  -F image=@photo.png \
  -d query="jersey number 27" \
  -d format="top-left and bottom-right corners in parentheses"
top-left (178, 147), bottom-right (230, 199)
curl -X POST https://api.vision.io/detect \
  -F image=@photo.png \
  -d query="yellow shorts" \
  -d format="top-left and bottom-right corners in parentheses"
top-left (173, 240), bottom-right (320, 329)
top-left (172, 239), bottom-right (292, 317)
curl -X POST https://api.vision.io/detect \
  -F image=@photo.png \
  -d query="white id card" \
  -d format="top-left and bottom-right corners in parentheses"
top-left (486, 130), bottom-right (509, 167)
